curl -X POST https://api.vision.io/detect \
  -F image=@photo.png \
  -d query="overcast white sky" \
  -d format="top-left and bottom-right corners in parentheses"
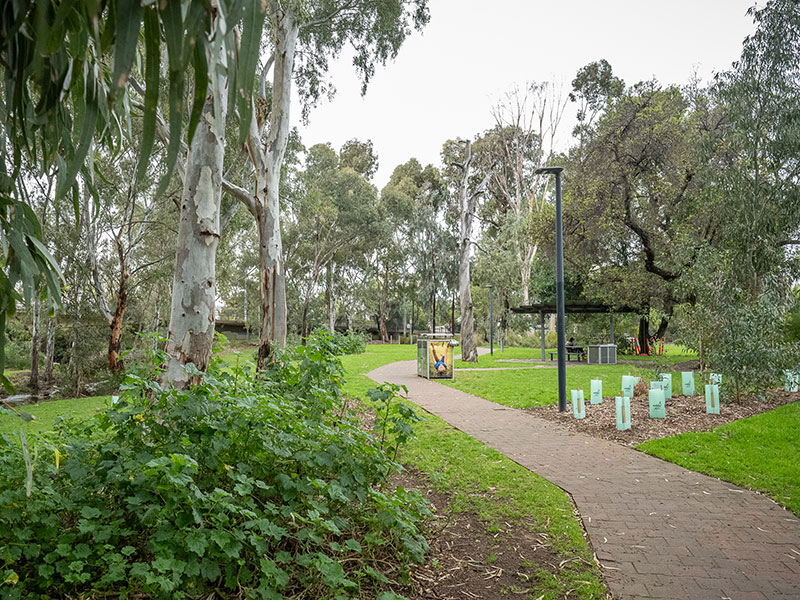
top-left (292, 0), bottom-right (760, 188)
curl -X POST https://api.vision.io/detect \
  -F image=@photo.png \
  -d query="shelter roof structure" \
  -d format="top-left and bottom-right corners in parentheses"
top-left (511, 302), bottom-right (639, 316)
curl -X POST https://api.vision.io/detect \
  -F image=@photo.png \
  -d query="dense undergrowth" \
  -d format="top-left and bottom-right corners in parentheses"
top-left (0, 333), bottom-right (427, 599)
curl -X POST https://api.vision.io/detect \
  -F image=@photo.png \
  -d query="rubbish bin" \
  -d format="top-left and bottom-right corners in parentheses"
top-left (416, 334), bottom-right (456, 379)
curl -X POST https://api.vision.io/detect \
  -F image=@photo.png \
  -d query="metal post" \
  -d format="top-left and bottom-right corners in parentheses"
top-left (540, 312), bottom-right (546, 361)
top-left (609, 314), bottom-right (615, 345)
top-left (488, 285), bottom-right (494, 356)
top-left (536, 166), bottom-right (566, 412)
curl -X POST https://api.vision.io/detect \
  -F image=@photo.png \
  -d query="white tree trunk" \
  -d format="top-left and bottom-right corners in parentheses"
top-left (43, 314), bottom-right (55, 383)
top-left (458, 141), bottom-right (479, 363)
top-left (164, 49), bottom-right (228, 387)
top-left (28, 296), bottom-right (40, 389)
top-left (255, 9), bottom-right (297, 368)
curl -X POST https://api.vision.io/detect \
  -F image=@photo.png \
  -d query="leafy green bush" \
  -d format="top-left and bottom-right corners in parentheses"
top-left (0, 332), bottom-right (428, 599)
top-left (330, 330), bottom-right (370, 355)
top-left (4, 339), bottom-right (31, 371)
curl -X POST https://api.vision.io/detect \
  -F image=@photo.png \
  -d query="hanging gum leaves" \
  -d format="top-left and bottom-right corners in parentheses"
top-left (0, 0), bottom-right (269, 387)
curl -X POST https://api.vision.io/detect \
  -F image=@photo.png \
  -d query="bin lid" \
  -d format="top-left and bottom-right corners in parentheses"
top-left (417, 333), bottom-right (454, 340)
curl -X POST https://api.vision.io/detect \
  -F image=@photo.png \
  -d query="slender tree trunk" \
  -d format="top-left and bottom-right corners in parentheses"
top-left (164, 46), bottom-right (228, 388)
top-left (300, 292), bottom-right (311, 339)
top-left (326, 263), bottom-right (335, 332)
top-left (637, 316), bottom-right (650, 356)
top-left (255, 10), bottom-right (298, 369)
top-left (43, 314), bottom-right (55, 383)
top-left (153, 287), bottom-right (161, 351)
top-left (379, 261), bottom-right (389, 342)
top-left (28, 296), bottom-right (40, 389)
top-left (431, 292), bottom-right (436, 333)
top-left (108, 264), bottom-right (128, 373)
top-left (457, 140), bottom-right (486, 363)
top-left (450, 295), bottom-right (455, 335)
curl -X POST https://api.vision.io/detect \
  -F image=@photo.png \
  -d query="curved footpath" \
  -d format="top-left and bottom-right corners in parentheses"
top-left (368, 358), bottom-right (800, 600)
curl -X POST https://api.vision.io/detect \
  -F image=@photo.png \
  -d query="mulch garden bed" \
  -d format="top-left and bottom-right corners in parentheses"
top-left (525, 386), bottom-right (799, 446)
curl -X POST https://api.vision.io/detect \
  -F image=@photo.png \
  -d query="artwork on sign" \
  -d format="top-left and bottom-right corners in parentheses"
top-left (659, 373), bottom-right (672, 399)
top-left (428, 341), bottom-right (453, 379)
top-left (681, 372), bottom-right (695, 396)
top-left (590, 379), bottom-right (603, 404)
top-left (705, 384), bottom-right (720, 415)
top-left (571, 389), bottom-right (585, 419)
top-left (709, 373), bottom-right (722, 386)
top-left (615, 396), bottom-right (631, 430)
top-left (621, 375), bottom-right (636, 399)
top-left (649, 388), bottom-right (666, 418)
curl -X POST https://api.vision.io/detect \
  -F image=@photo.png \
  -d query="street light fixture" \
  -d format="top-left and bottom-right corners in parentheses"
top-left (535, 166), bottom-right (567, 413)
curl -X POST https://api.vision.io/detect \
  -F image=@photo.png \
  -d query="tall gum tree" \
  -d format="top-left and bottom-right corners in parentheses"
top-left (221, 0), bottom-right (430, 366)
top-left (163, 42), bottom-right (230, 387)
top-left (452, 140), bottom-right (490, 363)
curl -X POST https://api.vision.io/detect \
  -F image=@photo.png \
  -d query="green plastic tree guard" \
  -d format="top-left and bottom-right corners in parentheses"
top-left (649, 388), bottom-right (666, 418)
top-left (621, 375), bottom-right (636, 399)
top-left (571, 389), bottom-right (586, 419)
top-left (784, 370), bottom-right (799, 393)
top-left (681, 372), bottom-right (695, 396)
top-left (705, 383), bottom-right (720, 414)
top-left (650, 380), bottom-right (664, 391)
top-left (659, 373), bottom-right (672, 399)
top-left (615, 396), bottom-right (631, 430)
top-left (590, 379), bottom-right (603, 404)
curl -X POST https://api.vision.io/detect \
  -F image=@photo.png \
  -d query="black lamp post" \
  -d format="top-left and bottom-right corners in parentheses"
top-left (535, 166), bottom-right (566, 412)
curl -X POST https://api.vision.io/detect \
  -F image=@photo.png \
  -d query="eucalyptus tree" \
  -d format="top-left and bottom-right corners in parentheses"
top-left (382, 158), bottom-right (450, 336)
top-left (445, 139), bottom-right (491, 362)
top-left (0, 0), bottom-right (276, 387)
top-left (563, 78), bottom-right (721, 349)
top-left (475, 82), bottom-right (567, 305)
top-left (285, 142), bottom-right (380, 337)
top-left (212, 0), bottom-right (429, 367)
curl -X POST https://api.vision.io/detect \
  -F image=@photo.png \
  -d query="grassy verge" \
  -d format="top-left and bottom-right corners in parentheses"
top-left (637, 402), bottom-right (800, 515)
top-left (342, 346), bottom-right (607, 599)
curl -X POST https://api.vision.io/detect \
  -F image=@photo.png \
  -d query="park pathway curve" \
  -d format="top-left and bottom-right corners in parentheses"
top-left (368, 359), bottom-right (800, 600)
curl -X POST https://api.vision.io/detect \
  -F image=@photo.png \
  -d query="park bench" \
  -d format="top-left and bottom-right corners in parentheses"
top-left (548, 350), bottom-right (586, 362)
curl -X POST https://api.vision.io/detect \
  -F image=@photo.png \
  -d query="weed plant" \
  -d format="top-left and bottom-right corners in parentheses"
top-left (0, 332), bottom-right (427, 599)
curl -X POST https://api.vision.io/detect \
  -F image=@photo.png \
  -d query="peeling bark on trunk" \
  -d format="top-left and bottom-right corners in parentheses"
top-left (164, 57), bottom-right (228, 388)
top-left (28, 296), bottom-right (40, 389)
top-left (254, 10), bottom-right (297, 369)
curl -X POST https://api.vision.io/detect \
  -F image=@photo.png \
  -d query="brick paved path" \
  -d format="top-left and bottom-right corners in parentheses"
top-left (368, 359), bottom-right (800, 600)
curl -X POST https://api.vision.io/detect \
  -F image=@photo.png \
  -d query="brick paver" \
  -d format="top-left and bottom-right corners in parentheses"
top-left (368, 359), bottom-right (800, 600)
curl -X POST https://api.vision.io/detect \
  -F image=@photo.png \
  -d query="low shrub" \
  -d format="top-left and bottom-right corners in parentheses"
top-left (330, 330), bottom-right (370, 355)
top-left (0, 332), bottom-right (428, 599)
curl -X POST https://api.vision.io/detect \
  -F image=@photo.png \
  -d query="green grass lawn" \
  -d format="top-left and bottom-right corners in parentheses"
top-left (454, 343), bottom-right (697, 370)
top-left (638, 402), bottom-right (800, 515)
top-left (443, 364), bottom-right (654, 408)
top-left (0, 395), bottom-right (111, 436)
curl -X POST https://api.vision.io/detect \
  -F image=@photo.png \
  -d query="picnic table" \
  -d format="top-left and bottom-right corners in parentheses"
top-left (548, 349), bottom-right (585, 362)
